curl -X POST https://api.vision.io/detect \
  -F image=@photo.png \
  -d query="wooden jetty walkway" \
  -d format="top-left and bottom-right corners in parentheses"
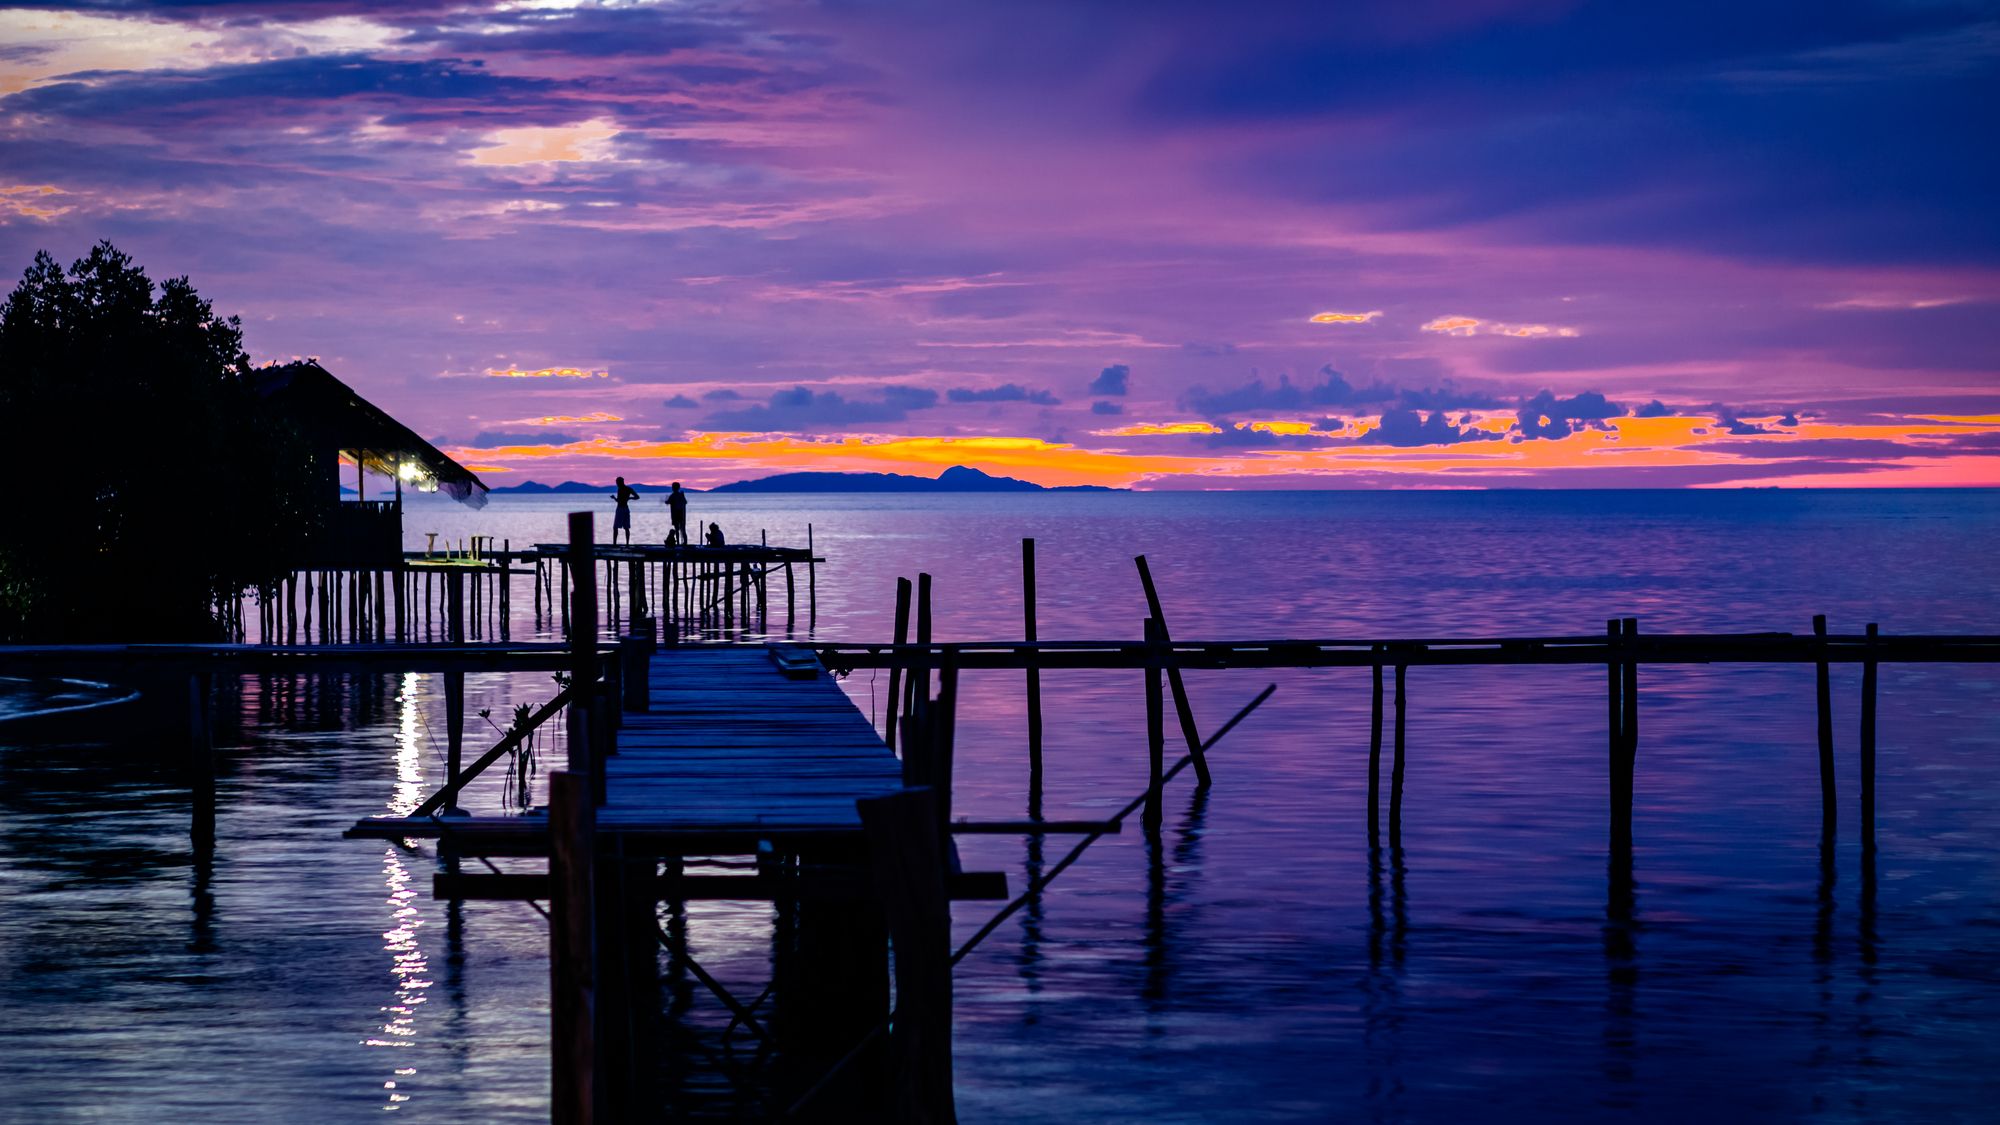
top-left (342, 516), bottom-right (997, 1122)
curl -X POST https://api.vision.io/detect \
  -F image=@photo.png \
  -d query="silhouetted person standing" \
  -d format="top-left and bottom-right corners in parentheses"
top-left (705, 522), bottom-right (725, 548)
top-left (610, 476), bottom-right (639, 545)
top-left (665, 481), bottom-right (689, 546)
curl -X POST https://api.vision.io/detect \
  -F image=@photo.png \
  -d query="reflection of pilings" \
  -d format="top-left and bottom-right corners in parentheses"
top-left (1144, 785), bottom-right (1209, 1012)
top-left (1019, 830), bottom-right (1045, 1001)
top-left (1362, 840), bottom-right (1406, 1120)
top-left (1144, 823), bottom-right (1168, 1008)
top-left (1389, 661), bottom-right (1407, 850)
top-left (1601, 859), bottom-right (1638, 1106)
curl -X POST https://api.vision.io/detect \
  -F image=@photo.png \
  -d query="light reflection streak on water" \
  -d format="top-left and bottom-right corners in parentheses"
top-left (364, 671), bottom-right (433, 1111)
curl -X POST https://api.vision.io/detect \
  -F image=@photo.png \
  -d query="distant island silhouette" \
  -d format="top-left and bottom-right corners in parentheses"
top-left (488, 465), bottom-right (1120, 494)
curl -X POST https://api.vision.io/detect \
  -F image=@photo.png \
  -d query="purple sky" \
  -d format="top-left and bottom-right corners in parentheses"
top-left (2, 0), bottom-right (1997, 488)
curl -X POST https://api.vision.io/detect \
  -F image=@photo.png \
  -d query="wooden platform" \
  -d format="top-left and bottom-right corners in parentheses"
top-left (527, 542), bottom-right (820, 564)
top-left (347, 644), bottom-right (903, 854)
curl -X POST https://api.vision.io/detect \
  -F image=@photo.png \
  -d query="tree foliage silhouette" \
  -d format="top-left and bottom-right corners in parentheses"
top-left (0, 242), bottom-right (320, 640)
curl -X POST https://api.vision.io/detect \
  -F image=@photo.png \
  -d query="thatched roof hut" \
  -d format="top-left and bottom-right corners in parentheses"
top-left (253, 360), bottom-right (487, 508)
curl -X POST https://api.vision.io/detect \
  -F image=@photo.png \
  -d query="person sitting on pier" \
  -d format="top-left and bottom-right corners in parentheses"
top-left (705, 521), bottom-right (726, 548)
top-left (664, 527), bottom-right (681, 548)
top-left (610, 477), bottom-right (640, 545)
top-left (665, 481), bottom-right (689, 545)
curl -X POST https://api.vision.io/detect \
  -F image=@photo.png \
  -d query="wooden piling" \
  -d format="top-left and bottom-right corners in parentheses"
top-left (1389, 660), bottom-right (1406, 849)
top-left (1369, 646), bottom-right (1384, 843)
top-left (886, 578), bottom-right (913, 748)
top-left (443, 670), bottom-right (466, 814)
top-left (500, 541), bottom-right (511, 641)
top-left (568, 514), bottom-right (600, 802)
top-left (1144, 617), bottom-right (1166, 829)
top-left (807, 522), bottom-right (817, 630)
top-left (915, 571), bottom-right (933, 681)
top-left (447, 571), bottom-right (465, 644)
top-left (1133, 555), bottom-right (1212, 786)
top-left (856, 788), bottom-right (956, 1125)
top-left (1607, 619), bottom-right (1630, 855)
top-left (935, 654), bottom-right (959, 843)
top-left (1622, 616), bottom-right (1638, 837)
top-left (550, 770), bottom-right (598, 1125)
top-left (1023, 539), bottom-right (1044, 794)
top-left (1814, 614), bottom-right (1836, 839)
top-left (1861, 622), bottom-right (1878, 854)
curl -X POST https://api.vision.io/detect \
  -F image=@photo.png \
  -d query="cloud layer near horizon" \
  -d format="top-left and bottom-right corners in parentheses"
top-left (2, 0), bottom-right (1996, 488)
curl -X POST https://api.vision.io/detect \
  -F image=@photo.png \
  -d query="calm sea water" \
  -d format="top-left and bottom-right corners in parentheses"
top-left (4, 489), bottom-right (1999, 1122)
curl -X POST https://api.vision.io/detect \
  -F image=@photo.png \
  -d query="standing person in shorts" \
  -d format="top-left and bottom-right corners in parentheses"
top-left (610, 477), bottom-right (640, 545)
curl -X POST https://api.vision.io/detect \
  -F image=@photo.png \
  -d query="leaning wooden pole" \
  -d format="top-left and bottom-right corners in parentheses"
top-left (1133, 555), bottom-right (1212, 786)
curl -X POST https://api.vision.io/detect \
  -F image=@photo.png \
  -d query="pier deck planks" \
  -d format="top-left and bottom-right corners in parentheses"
top-left (349, 644), bottom-right (901, 849)
top-left (607, 647), bottom-right (899, 830)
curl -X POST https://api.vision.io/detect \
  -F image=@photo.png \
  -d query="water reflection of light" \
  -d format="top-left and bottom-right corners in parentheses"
top-left (363, 672), bottom-right (433, 1112)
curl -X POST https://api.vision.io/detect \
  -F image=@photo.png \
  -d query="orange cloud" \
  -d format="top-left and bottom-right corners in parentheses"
top-left (1093, 421), bottom-right (1223, 436)
top-left (1309, 310), bottom-right (1382, 324)
top-left (486, 366), bottom-right (609, 379)
top-left (1421, 315), bottom-right (1577, 338)
top-left (0, 184), bottom-right (69, 221)
top-left (470, 119), bottom-right (621, 166)
top-left (497, 412), bottom-right (625, 426)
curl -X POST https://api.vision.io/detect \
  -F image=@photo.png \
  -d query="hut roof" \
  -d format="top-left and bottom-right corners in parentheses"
top-left (253, 361), bottom-right (488, 509)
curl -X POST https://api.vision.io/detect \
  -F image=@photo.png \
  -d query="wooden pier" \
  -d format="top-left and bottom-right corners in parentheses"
top-left (344, 516), bottom-right (983, 1121)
